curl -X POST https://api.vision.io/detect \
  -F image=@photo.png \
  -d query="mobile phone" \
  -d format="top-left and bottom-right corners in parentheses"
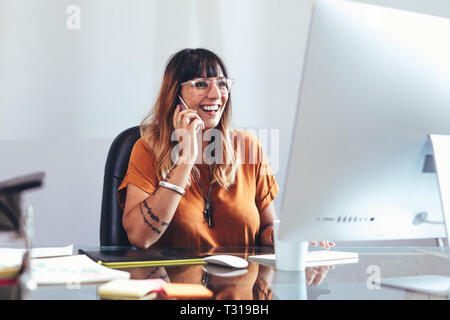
top-left (178, 95), bottom-right (189, 110)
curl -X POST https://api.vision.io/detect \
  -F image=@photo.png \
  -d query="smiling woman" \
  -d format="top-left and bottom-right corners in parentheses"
top-left (118, 48), bottom-right (280, 249)
top-left (142, 48), bottom-right (237, 189)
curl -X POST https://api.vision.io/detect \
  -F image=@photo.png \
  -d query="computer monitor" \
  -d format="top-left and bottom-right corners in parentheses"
top-left (278, 0), bottom-right (450, 270)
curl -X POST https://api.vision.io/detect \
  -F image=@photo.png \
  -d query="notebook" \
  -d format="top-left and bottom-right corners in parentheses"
top-left (79, 247), bottom-right (208, 269)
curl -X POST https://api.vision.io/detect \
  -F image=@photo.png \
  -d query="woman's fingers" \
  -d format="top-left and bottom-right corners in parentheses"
top-left (320, 241), bottom-right (328, 249)
top-left (173, 105), bottom-right (181, 128)
top-left (306, 265), bottom-right (335, 287)
top-left (173, 105), bottom-right (194, 128)
top-left (306, 268), bottom-right (318, 286)
top-left (310, 240), bottom-right (335, 249)
top-left (183, 113), bottom-right (204, 130)
top-left (311, 266), bottom-right (329, 286)
top-left (319, 240), bottom-right (335, 249)
top-left (325, 241), bottom-right (335, 248)
top-left (189, 118), bottom-right (205, 133)
top-left (174, 107), bottom-right (204, 129)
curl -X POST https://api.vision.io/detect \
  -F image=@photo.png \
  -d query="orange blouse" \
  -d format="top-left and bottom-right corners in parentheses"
top-left (118, 130), bottom-right (279, 247)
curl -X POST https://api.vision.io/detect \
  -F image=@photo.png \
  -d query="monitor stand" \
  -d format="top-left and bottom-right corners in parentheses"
top-left (378, 134), bottom-right (450, 296)
top-left (274, 219), bottom-right (309, 271)
top-left (272, 236), bottom-right (308, 299)
top-left (430, 134), bottom-right (450, 247)
top-left (275, 239), bottom-right (309, 271)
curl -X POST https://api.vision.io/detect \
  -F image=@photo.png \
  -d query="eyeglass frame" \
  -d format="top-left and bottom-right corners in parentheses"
top-left (180, 77), bottom-right (234, 94)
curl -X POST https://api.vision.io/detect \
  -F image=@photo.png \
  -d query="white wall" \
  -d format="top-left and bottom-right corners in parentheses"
top-left (1, 0), bottom-right (450, 246)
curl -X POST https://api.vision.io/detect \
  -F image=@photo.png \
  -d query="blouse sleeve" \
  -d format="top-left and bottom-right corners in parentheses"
top-left (253, 138), bottom-right (279, 212)
top-left (117, 138), bottom-right (160, 209)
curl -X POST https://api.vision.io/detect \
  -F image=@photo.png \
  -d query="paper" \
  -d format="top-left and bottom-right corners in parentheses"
top-left (0, 244), bottom-right (73, 259)
top-left (0, 249), bottom-right (25, 279)
top-left (0, 244), bottom-right (75, 279)
top-left (0, 251), bottom-right (23, 268)
top-left (30, 244), bottom-right (74, 258)
top-left (30, 254), bottom-right (130, 285)
top-left (0, 244), bottom-right (73, 278)
top-left (98, 279), bottom-right (166, 299)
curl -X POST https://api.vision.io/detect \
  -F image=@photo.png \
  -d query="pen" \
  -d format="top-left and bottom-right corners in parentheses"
top-left (98, 258), bottom-right (207, 269)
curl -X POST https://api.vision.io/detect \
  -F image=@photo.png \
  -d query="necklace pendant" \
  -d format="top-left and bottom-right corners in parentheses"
top-left (204, 203), bottom-right (214, 228)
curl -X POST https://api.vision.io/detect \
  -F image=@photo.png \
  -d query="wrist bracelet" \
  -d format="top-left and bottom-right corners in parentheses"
top-left (159, 181), bottom-right (185, 195)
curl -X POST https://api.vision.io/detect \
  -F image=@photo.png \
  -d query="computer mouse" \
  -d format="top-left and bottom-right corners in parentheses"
top-left (202, 264), bottom-right (248, 277)
top-left (203, 255), bottom-right (249, 269)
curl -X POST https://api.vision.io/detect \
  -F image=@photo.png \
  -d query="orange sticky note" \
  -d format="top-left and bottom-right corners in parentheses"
top-left (162, 283), bottom-right (214, 299)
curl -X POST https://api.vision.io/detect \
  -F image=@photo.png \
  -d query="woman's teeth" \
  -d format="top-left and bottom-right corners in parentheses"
top-left (200, 105), bottom-right (219, 112)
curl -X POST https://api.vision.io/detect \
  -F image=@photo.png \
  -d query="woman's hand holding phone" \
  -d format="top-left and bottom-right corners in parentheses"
top-left (172, 101), bottom-right (205, 165)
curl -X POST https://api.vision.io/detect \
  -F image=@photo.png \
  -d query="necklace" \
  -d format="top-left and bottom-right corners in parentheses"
top-left (192, 166), bottom-right (214, 228)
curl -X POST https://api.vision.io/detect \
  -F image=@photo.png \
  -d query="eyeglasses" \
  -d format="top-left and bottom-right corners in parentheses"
top-left (180, 77), bottom-right (234, 94)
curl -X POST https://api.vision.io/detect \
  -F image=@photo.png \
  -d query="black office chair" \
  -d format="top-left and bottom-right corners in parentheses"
top-left (100, 126), bottom-right (141, 246)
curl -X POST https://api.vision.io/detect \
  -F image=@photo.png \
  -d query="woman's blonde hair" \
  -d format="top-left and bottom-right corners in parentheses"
top-left (140, 48), bottom-right (238, 189)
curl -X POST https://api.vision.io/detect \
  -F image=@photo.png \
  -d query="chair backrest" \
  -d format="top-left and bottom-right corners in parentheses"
top-left (100, 126), bottom-right (141, 246)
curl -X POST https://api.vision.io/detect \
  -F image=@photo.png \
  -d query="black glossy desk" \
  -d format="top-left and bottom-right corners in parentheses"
top-left (19, 246), bottom-right (450, 300)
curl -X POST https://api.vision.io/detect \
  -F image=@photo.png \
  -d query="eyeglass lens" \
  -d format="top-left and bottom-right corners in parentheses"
top-left (194, 79), bottom-right (231, 93)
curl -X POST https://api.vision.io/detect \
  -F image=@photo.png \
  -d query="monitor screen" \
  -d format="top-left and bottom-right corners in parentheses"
top-left (279, 0), bottom-right (450, 243)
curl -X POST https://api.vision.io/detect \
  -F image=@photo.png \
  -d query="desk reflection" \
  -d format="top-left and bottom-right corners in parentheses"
top-left (123, 263), bottom-right (333, 300)
top-left (271, 265), bottom-right (334, 300)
